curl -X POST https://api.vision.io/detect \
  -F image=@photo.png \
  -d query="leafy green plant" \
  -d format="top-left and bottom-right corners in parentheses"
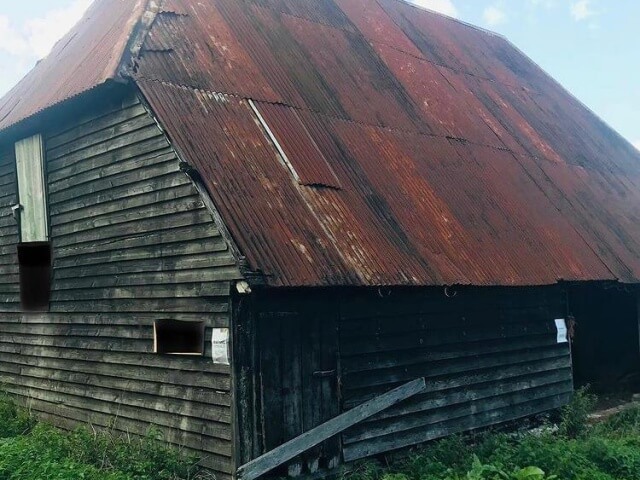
top-left (559, 386), bottom-right (597, 439)
top-left (0, 392), bottom-right (204, 480)
top-left (0, 393), bottom-right (35, 439)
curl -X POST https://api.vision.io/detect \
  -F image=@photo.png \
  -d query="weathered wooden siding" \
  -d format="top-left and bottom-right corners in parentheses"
top-left (339, 288), bottom-right (573, 461)
top-left (0, 92), bottom-right (242, 478)
top-left (241, 286), bottom-right (573, 474)
top-left (0, 146), bottom-right (19, 307)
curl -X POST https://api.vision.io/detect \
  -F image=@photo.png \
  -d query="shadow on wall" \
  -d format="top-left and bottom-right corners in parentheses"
top-left (570, 283), bottom-right (640, 392)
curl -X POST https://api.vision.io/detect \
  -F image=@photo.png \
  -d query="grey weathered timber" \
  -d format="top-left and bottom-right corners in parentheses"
top-left (0, 90), bottom-right (242, 479)
top-left (237, 378), bottom-right (426, 480)
top-left (0, 147), bottom-right (18, 307)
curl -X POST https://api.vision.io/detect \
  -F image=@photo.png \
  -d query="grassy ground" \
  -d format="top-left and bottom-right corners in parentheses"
top-left (1, 390), bottom-right (639, 479)
top-left (342, 389), bottom-right (640, 480)
top-left (0, 393), bottom-right (207, 480)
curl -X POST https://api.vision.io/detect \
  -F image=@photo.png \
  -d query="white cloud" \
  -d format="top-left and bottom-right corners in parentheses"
top-left (408, 0), bottom-right (459, 18)
top-left (571, 0), bottom-right (597, 21)
top-left (633, 140), bottom-right (640, 152)
top-left (483, 5), bottom-right (507, 26)
top-left (0, 0), bottom-right (92, 59)
top-left (0, 16), bottom-right (28, 56)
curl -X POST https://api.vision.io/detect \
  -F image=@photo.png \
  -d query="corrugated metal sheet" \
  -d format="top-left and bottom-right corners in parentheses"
top-left (3, 0), bottom-right (640, 287)
top-left (135, 0), bottom-right (640, 287)
top-left (0, 0), bottom-right (145, 132)
top-left (255, 102), bottom-right (342, 189)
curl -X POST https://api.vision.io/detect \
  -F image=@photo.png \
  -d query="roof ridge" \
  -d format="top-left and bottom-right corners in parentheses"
top-left (118, 0), bottom-right (164, 79)
top-left (383, 0), bottom-right (506, 40)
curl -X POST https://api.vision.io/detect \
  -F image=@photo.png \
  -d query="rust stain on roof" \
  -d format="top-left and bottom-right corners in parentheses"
top-left (3, 0), bottom-right (640, 287)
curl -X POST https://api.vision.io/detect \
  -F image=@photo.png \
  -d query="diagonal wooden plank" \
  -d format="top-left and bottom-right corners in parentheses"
top-left (237, 377), bottom-right (426, 480)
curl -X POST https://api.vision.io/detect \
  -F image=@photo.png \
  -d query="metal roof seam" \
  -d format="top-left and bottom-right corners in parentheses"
top-left (506, 152), bottom-right (618, 281)
top-left (365, 39), bottom-right (537, 94)
top-left (119, 1), bottom-right (165, 82)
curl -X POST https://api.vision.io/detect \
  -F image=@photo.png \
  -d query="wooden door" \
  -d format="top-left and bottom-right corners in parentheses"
top-left (257, 308), bottom-right (341, 477)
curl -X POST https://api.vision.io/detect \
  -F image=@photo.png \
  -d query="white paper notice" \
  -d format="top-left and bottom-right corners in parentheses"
top-left (555, 319), bottom-right (568, 343)
top-left (212, 328), bottom-right (230, 365)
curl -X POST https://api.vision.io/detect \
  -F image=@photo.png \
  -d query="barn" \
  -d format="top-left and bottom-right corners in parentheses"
top-left (1, 0), bottom-right (639, 478)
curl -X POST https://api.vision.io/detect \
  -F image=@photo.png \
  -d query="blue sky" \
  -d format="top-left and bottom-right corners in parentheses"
top-left (0, 0), bottom-right (638, 149)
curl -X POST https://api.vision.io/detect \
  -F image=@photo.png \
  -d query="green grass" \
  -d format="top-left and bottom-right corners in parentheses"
top-left (0, 393), bottom-right (208, 480)
top-left (343, 389), bottom-right (640, 480)
top-left (3, 390), bottom-right (640, 479)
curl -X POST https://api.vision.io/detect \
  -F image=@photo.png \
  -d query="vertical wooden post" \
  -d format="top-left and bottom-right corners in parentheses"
top-left (233, 294), bottom-right (261, 471)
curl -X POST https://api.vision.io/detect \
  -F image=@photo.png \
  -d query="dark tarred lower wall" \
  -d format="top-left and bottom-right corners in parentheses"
top-left (338, 287), bottom-right (572, 461)
top-left (235, 285), bottom-right (574, 475)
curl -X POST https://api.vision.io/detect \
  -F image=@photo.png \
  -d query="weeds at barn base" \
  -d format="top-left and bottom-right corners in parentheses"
top-left (342, 389), bottom-right (640, 480)
top-left (2, 389), bottom-right (640, 479)
top-left (0, 394), bottom-right (209, 480)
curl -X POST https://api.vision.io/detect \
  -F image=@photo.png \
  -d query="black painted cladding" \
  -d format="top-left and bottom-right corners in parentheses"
top-left (338, 287), bottom-right (573, 461)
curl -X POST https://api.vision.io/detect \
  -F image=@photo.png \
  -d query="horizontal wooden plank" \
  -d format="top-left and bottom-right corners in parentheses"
top-left (46, 102), bottom-right (147, 150)
top-left (50, 155), bottom-right (181, 204)
top-left (53, 266), bottom-right (242, 290)
top-left (49, 172), bottom-right (191, 216)
top-left (54, 221), bottom-right (222, 260)
top-left (342, 393), bottom-right (571, 461)
top-left (48, 110), bottom-right (154, 159)
top-left (343, 344), bottom-right (569, 390)
top-left (0, 340), bottom-right (231, 377)
top-left (8, 311), bottom-right (230, 328)
top-left (48, 137), bottom-right (171, 182)
top-left (0, 329), bottom-right (155, 353)
top-left (370, 367), bottom-right (572, 423)
top-left (339, 308), bottom-right (554, 339)
top-left (0, 355), bottom-right (231, 395)
top-left (339, 288), bottom-right (562, 320)
top-left (48, 297), bottom-right (230, 314)
top-left (344, 355), bottom-right (572, 408)
top-left (50, 282), bottom-right (230, 300)
top-left (52, 198), bottom-right (205, 237)
top-left (51, 183), bottom-right (197, 226)
top-left (13, 398), bottom-right (234, 472)
top-left (0, 160), bottom-right (15, 175)
top-left (343, 380), bottom-right (573, 445)
top-left (341, 334), bottom-right (562, 374)
top-left (1, 332), bottom-right (225, 361)
top-left (54, 249), bottom-right (234, 276)
top-left (3, 378), bottom-right (233, 444)
top-left (0, 215), bottom-right (18, 229)
top-left (46, 94), bottom-right (141, 140)
top-left (52, 209), bottom-right (214, 247)
top-left (47, 125), bottom-right (166, 173)
top-left (340, 319), bottom-right (555, 357)
top-left (0, 223), bottom-right (18, 238)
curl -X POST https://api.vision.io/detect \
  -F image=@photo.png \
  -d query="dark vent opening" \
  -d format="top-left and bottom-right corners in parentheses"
top-left (154, 319), bottom-right (205, 355)
top-left (17, 242), bottom-right (52, 312)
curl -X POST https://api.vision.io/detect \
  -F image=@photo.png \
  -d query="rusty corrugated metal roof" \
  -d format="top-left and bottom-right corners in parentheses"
top-left (3, 0), bottom-right (640, 287)
top-left (0, 0), bottom-right (146, 132)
